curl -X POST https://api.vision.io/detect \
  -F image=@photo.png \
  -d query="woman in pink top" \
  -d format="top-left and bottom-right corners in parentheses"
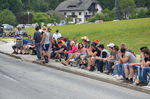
top-left (65, 41), bottom-right (78, 54)
top-left (62, 43), bottom-right (86, 66)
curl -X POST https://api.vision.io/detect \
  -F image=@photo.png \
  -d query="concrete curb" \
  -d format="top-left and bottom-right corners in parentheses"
top-left (0, 51), bottom-right (22, 60)
top-left (0, 39), bottom-right (8, 43)
top-left (0, 50), bottom-right (150, 94)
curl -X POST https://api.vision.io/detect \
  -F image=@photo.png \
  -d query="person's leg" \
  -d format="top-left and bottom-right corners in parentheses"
top-left (35, 44), bottom-right (41, 60)
top-left (141, 67), bottom-right (150, 84)
top-left (96, 60), bottom-right (103, 72)
top-left (115, 62), bottom-right (122, 76)
top-left (107, 61), bottom-right (114, 73)
top-left (123, 63), bottom-right (129, 80)
top-left (121, 63), bottom-right (126, 79)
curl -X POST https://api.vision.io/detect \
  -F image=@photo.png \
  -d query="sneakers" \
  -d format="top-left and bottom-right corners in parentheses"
top-left (70, 59), bottom-right (75, 62)
top-left (44, 56), bottom-right (49, 63)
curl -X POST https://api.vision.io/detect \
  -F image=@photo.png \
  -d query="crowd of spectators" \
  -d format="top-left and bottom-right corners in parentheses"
top-left (12, 26), bottom-right (150, 86)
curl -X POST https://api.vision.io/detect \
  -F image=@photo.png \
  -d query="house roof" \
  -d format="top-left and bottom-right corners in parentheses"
top-left (55, 0), bottom-right (99, 11)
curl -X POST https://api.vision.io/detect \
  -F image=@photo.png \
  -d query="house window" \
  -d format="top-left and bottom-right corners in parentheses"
top-left (79, 12), bottom-right (82, 15)
top-left (72, 12), bottom-right (75, 15)
top-left (64, 12), bottom-right (66, 15)
top-left (86, 12), bottom-right (88, 15)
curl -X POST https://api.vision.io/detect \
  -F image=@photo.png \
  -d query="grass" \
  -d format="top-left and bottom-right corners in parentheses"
top-left (27, 18), bottom-right (150, 53)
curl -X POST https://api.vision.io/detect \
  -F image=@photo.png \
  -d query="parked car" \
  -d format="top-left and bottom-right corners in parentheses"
top-left (32, 23), bottom-right (39, 27)
top-left (17, 24), bottom-right (25, 28)
top-left (25, 24), bottom-right (32, 28)
top-left (2, 24), bottom-right (14, 31)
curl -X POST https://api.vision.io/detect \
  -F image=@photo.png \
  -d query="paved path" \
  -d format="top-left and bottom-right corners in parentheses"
top-left (0, 53), bottom-right (149, 99)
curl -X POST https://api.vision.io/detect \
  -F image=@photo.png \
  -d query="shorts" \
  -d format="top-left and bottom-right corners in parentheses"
top-left (42, 44), bottom-right (50, 51)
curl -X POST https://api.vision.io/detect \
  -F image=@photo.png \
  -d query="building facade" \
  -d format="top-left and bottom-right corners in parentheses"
top-left (55, 0), bottom-right (102, 24)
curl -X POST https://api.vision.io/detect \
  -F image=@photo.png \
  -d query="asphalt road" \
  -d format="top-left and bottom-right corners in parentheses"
top-left (0, 53), bottom-right (149, 99)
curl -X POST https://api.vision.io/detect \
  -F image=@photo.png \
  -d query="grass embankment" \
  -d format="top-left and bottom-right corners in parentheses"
top-left (27, 18), bottom-right (150, 53)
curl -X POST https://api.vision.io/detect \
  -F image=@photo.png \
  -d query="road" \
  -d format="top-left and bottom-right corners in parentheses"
top-left (0, 53), bottom-right (149, 99)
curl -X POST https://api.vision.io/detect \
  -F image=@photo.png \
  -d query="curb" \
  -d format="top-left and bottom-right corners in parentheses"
top-left (0, 51), bottom-right (150, 94)
top-left (0, 39), bottom-right (8, 43)
top-left (0, 51), bottom-right (22, 60)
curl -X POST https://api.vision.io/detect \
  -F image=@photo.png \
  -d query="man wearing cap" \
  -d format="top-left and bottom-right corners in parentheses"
top-left (104, 43), bottom-right (116, 74)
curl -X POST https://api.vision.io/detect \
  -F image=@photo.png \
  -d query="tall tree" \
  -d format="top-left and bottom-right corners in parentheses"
top-left (119, 0), bottom-right (136, 19)
top-left (114, 0), bottom-right (122, 20)
top-left (0, 9), bottom-right (17, 25)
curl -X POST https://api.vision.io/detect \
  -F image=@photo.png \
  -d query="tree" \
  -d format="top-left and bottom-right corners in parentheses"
top-left (119, 0), bottom-right (136, 19)
top-left (0, 9), bottom-right (17, 25)
top-left (49, 12), bottom-right (61, 24)
top-left (114, 0), bottom-right (122, 20)
top-left (32, 12), bottom-right (50, 24)
top-left (8, 0), bottom-right (23, 13)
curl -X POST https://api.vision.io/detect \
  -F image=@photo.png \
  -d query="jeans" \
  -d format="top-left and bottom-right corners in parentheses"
top-left (35, 43), bottom-right (41, 60)
top-left (96, 60), bottom-right (105, 72)
top-left (106, 61), bottom-right (114, 73)
top-left (74, 53), bottom-right (86, 61)
top-left (140, 67), bottom-right (150, 84)
top-left (115, 62), bottom-right (125, 78)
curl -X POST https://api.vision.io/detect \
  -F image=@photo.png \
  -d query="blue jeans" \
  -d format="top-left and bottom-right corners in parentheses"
top-left (35, 43), bottom-right (41, 60)
top-left (106, 61), bottom-right (114, 73)
top-left (115, 63), bottom-right (125, 78)
top-left (74, 53), bottom-right (86, 61)
top-left (140, 67), bottom-right (150, 84)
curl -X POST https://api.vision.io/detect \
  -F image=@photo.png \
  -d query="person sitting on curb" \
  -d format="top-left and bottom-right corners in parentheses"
top-left (13, 27), bottom-right (24, 54)
top-left (94, 44), bottom-right (110, 73)
top-left (61, 41), bottom-right (78, 65)
top-left (23, 35), bottom-right (35, 54)
top-left (86, 42), bottom-right (101, 71)
top-left (62, 43), bottom-right (85, 66)
top-left (104, 43), bottom-right (116, 75)
top-left (118, 48), bottom-right (137, 82)
top-left (127, 47), bottom-right (149, 84)
top-left (52, 41), bottom-right (67, 62)
top-left (135, 48), bottom-right (150, 86)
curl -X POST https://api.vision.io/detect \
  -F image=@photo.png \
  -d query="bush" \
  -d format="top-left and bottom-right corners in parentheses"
top-left (0, 9), bottom-right (17, 25)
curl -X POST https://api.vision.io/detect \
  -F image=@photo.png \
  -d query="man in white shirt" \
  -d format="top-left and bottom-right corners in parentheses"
top-left (53, 30), bottom-right (62, 41)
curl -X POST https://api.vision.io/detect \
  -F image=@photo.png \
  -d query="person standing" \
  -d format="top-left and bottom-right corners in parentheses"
top-left (33, 26), bottom-right (42, 61)
top-left (41, 27), bottom-right (52, 63)
top-left (14, 27), bottom-right (24, 54)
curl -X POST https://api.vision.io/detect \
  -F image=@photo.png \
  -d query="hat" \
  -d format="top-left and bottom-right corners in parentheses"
top-left (107, 43), bottom-right (115, 48)
top-left (81, 36), bottom-right (89, 41)
top-left (95, 40), bottom-right (100, 44)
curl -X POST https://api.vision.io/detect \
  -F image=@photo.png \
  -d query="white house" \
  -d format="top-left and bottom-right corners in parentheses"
top-left (55, 0), bottom-right (102, 24)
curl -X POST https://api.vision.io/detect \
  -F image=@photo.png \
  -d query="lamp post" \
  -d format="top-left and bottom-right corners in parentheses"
top-left (27, 11), bottom-right (30, 24)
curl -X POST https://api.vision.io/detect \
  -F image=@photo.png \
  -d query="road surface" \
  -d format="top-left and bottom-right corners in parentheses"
top-left (0, 53), bottom-right (149, 99)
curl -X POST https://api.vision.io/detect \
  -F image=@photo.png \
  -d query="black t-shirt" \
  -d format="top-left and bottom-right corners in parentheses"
top-left (92, 47), bottom-right (101, 56)
top-left (145, 57), bottom-right (150, 67)
top-left (61, 45), bottom-right (67, 51)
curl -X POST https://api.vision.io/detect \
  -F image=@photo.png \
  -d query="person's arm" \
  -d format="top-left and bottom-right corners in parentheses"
top-left (141, 53), bottom-right (150, 68)
top-left (65, 45), bottom-right (77, 54)
top-left (41, 33), bottom-right (46, 44)
top-left (119, 55), bottom-right (129, 63)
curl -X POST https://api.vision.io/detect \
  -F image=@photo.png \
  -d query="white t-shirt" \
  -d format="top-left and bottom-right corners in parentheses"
top-left (53, 33), bottom-right (62, 41)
